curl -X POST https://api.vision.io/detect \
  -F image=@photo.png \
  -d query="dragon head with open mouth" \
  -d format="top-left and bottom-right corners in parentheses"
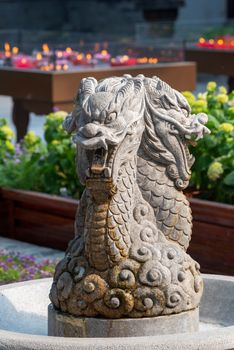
top-left (63, 75), bottom-right (210, 190)
top-left (63, 76), bottom-right (146, 187)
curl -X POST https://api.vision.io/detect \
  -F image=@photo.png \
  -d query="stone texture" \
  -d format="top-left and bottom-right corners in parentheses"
top-left (0, 279), bottom-right (51, 336)
top-left (0, 276), bottom-right (234, 349)
top-left (49, 75), bottom-right (209, 321)
top-left (48, 304), bottom-right (199, 337)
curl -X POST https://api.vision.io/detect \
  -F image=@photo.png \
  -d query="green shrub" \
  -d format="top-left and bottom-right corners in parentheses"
top-left (0, 112), bottom-right (83, 199)
top-left (182, 82), bottom-right (234, 204)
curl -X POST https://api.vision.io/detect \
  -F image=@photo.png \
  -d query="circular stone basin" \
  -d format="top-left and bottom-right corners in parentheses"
top-left (0, 274), bottom-right (234, 350)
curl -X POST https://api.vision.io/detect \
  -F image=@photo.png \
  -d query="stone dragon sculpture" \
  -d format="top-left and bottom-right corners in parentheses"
top-left (50, 74), bottom-right (209, 318)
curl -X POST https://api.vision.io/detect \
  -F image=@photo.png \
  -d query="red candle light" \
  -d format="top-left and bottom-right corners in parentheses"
top-left (71, 52), bottom-right (94, 66)
top-left (111, 55), bottom-right (137, 67)
top-left (197, 35), bottom-right (234, 50)
top-left (94, 49), bottom-right (111, 62)
top-left (12, 55), bottom-right (36, 68)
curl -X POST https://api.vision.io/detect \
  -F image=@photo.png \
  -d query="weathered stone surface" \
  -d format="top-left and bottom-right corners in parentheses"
top-left (49, 75), bottom-right (209, 320)
top-left (1, 276), bottom-right (234, 349)
top-left (48, 304), bottom-right (199, 337)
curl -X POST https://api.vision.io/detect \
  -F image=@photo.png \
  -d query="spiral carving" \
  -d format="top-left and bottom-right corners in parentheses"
top-left (130, 245), bottom-right (153, 262)
top-left (94, 288), bottom-right (134, 318)
top-left (160, 245), bottom-right (184, 269)
top-left (109, 260), bottom-right (138, 289)
top-left (140, 222), bottom-right (158, 243)
top-left (82, 274), bottom-right (107, 303)
top-left (132, 287), bottom-right (165, 317)
top-left (165, 285), bottom-right (187, 312)
top-left (139, 261), bottom-right (171, 288)
top-left (133, 204), bottom-right (149, 224)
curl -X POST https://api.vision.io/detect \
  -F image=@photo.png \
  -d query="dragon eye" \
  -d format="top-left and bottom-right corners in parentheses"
top-left (106, 112), bottom-right (117, 124)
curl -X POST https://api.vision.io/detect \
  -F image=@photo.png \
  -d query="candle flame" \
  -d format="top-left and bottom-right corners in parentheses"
top-left (66, 47), bottom-right (72, 53)
top-left (42, 43), bottom-right (49, 52)
top-left (63, 64), bottom-right (68, 71)
top-left (199, 37), bottom-right (206, 44)
top-left (137, 57), bottom-right (147, 64)
top-left (208, 39), bottom-right (214, 44)
top-left (101, 49), bottom-right (108, 56)
top-left (148, 57), bottom-right (158, 64)
top-left (77, 53), bottom-right (83, 60)
top-left (36, 52), bottom-right (42, 60)
top-left (217, 39), bottom-right (224, 45)
top-left (12, 46), bottom-right (19, 54)
top-left (4, 42), bottom-right (10, 51)
top-left (86, 53), bottom-right (92, 60)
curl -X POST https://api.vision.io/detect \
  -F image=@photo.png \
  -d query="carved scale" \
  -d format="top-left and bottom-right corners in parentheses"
top-left (50, 74), bottom-right (209, 318)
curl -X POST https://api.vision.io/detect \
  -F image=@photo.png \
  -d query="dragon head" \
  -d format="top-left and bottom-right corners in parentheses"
top-left (64, 75), bottom-right (209, 190)
top-left (63, 75), bottom-right (145, 185)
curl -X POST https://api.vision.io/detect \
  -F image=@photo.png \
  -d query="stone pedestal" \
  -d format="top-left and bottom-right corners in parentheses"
top-left (48, 304), bottom-right (199, 338)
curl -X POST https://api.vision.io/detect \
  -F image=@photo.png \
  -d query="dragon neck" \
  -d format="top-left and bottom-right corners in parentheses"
top-left (84, 156), bottom-right (137, 271)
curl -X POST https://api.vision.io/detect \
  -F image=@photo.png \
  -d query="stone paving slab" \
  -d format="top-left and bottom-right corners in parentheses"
top-left (0, 237), bottom-right (64, 261)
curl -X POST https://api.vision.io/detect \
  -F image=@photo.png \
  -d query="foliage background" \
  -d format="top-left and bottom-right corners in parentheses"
top-left (0, 83), bottom-right (234, 204)
top-left (182, 82), bottom-right (234, 204)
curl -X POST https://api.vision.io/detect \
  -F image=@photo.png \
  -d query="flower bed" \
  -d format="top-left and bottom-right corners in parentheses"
top-left (0, 249), bottom-right (56, 285)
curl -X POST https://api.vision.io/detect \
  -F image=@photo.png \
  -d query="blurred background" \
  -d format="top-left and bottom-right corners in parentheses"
top-left (0, 0), bottom-right (233, 136)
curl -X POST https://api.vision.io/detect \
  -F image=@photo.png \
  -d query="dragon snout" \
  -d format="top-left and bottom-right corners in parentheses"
top-left (79, 123), bottom-right (104, 138)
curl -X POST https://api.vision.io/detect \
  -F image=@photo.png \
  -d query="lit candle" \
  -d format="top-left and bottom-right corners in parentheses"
top-left (12, 46), bottom-right (19, 55)
top-left (111, 55), bottom-right (137, 66)
top-left (94, 49), bottom-right (111, 62)
top-left (12, 55), bottom-right (35, 68)
top-left (71, 52), bottom-right (94, 66)
top-left (197, 35), bottom-right (234, 50)
top-left (4, 42), bottom-right (10, 52)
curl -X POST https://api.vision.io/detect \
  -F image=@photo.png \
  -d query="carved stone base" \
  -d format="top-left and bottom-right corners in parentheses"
top-left (48, 304), bottom-right (199, 338)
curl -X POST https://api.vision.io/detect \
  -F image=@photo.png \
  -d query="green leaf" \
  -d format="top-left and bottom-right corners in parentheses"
top-left (207, 114), bottom-right (220, 129)
top-left (203, 135), bottom-right (217, 149)
top-left (223, 171), bottom-right (234, 186)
